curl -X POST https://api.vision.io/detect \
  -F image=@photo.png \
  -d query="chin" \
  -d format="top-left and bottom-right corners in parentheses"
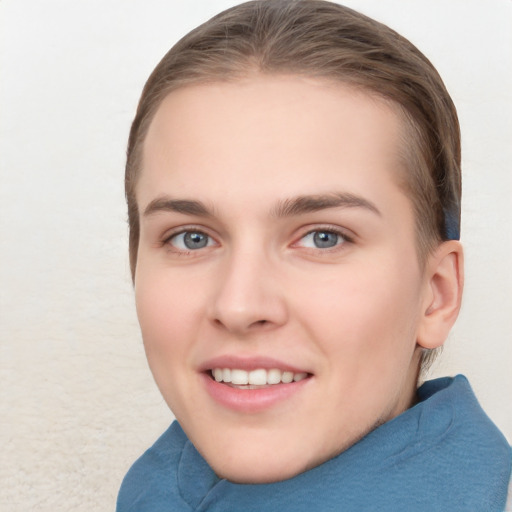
top-left (200, 437), bottom-right (333, 484)
top-left (214, 460), bottom-right (307, 485)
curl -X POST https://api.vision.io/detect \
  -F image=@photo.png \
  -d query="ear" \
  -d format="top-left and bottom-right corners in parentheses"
top-left (417, 241), bottom-right (464, 350)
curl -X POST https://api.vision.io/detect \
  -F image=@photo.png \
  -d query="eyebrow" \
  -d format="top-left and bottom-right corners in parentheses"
top-left (271, 193), bottom-right (381, 218)
top-left (142, 192), bottom-right (381, 219)
top-left (143, 197), bottom-right (214, 217)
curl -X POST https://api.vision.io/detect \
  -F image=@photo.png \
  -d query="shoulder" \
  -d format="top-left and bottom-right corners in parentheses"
top-left (116, 422), bottom-right (188, 512)
top-left (505, 473), bottom-right (512, 512)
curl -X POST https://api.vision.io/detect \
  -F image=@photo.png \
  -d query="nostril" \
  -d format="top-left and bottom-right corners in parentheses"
top-left (212, 317), bottom-right (271, 333)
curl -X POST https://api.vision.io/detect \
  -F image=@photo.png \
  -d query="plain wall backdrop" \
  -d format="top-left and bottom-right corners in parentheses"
top-left (0, 1), bottom-right (511, 510)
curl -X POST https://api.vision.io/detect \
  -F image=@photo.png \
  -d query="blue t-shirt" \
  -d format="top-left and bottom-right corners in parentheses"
top-left (117, 375), bottom-right (511, 511)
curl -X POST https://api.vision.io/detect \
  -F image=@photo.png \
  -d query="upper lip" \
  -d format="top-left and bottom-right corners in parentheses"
top-left (198, 355), bottom-right (310, 374)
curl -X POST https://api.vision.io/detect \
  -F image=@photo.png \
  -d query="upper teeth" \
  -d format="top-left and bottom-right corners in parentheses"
top-left (212, 368), bottom-right (308, 385)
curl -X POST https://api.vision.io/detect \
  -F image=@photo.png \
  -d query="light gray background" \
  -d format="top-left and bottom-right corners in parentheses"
top-left (1, 1), bottom-right (511, 510)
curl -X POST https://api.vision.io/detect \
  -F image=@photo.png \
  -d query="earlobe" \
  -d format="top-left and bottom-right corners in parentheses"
top-left (417, 241), bottom-right (464, 350)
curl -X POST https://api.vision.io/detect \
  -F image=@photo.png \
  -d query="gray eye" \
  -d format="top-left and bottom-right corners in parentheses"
top-left (183, 232), bottom-right (209, 249)
top-left (298, 230), bottom-right (344, 249)
top-left (171, 231), bottom-right (213, 250)
top-left (313, 231), bottom-right (340, 248)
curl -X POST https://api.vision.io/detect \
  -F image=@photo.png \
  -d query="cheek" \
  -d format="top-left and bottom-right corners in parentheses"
top-left (135, 270), bottom-right (199, 365)
top-left (134, 269), bottom-right (207, 416)
top-left (293, 258), bottom-right (422, 359)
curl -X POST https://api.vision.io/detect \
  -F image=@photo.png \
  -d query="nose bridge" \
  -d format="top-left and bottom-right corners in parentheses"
top-left (209, 240), bottom-right (287, 333)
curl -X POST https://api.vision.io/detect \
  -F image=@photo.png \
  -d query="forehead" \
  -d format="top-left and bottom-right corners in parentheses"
top-left (139, 75), bottom-right (407, 210)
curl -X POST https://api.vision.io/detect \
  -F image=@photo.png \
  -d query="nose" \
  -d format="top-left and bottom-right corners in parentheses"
top-left (208, 248), bottom-right (288, 335)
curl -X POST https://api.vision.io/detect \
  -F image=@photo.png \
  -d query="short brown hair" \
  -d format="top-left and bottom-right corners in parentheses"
top-left (126, 0), bottom-right (461, 280)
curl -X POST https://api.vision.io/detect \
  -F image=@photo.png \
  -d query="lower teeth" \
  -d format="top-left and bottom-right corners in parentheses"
top-left (228, 383), bottom-right (272, 389)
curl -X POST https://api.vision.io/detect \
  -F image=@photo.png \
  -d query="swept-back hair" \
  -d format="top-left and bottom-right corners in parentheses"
top-left (126, 0), bottom-right (461, 291)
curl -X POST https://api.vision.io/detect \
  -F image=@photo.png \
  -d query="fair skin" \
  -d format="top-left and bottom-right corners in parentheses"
top-left (134, 75), bottom-right (463, 483)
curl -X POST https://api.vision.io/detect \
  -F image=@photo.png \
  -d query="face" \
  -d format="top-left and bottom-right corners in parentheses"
top-left (135, 76), bottom-right (430, 483)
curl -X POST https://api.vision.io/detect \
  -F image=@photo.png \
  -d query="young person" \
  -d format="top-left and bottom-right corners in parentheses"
top-left (117, 1), bottom-right (511, 510)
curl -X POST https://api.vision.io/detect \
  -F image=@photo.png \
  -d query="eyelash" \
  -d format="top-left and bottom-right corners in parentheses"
top-left (162, 227), bottom-right (218, 255)
top-left (293, 226), bottom-right (354, 252)
top-left (161, 225), bottom-right (354, 255)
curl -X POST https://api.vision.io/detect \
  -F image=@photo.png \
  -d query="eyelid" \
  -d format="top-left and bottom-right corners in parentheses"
top-left (161, 225), bottom-right (220, 251)
top-left (291, 224), bottom-right (355, 249)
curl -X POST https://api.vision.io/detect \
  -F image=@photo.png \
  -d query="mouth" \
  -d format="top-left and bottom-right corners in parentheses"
top-left (201, 361), bottom-right (313, 412)
top-left (209, 367), bottom-right (310, 389)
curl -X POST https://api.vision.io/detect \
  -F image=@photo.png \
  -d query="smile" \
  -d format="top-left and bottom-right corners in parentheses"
top-left (202, 362), bottom-right (312, 412)
top-left (211, 368), bottom-right (309, 387)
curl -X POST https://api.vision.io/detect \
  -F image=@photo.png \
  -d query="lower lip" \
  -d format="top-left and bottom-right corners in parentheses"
top-left (201, 373), bottom-right (311, 413)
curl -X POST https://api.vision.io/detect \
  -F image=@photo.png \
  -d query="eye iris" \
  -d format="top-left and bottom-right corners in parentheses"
top-left (313, 231), bottom-right (338, 248)
top-left (184, 232), bottom-right (208, 249)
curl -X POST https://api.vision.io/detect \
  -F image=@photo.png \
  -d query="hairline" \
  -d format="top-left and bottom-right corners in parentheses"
top-left (128, 71), bottom-right (439, 274)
